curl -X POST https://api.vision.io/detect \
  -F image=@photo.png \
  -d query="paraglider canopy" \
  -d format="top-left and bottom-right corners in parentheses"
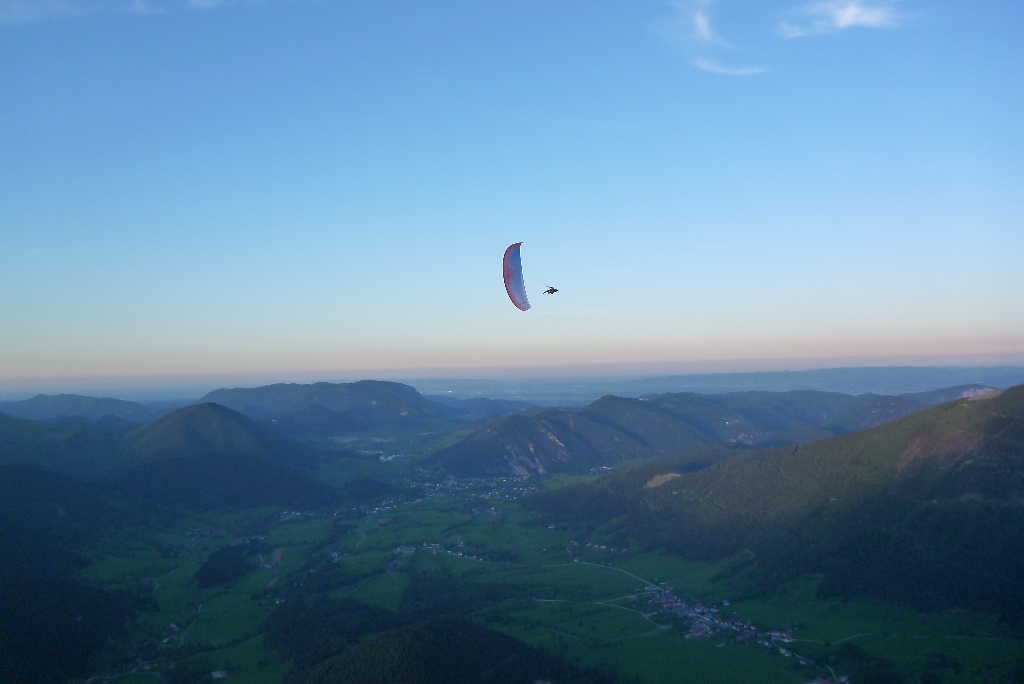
top-left (502, 242), bottom-right (531, 311)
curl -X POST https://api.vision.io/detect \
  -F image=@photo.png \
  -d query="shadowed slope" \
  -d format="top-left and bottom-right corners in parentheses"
top-left (288, 620), bottom-right (619, 684)
top-left (0, 413), bottom-right (125, 479)
top-left (117, 452), bottom-right (338, 510)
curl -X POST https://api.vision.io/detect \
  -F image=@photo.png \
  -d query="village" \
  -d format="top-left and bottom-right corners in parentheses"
top-left (566, 540), bottom-right (851, 684)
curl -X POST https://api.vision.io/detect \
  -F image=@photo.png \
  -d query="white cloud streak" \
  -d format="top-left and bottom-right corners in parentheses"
top-left (0, 0), bottom-right (81, 24)
top-left (666, 0), bottom-right (730, 47)
top-left (691, 58), bottom-right (767, 76)
top-left (779, 0), bottom-right (898, 38)
top-left (662, 1), bottom-right (766, 77)
top-left (0, 0), bottom-right (251, 24)
top-left (127, 0), bottom-right (163, 14)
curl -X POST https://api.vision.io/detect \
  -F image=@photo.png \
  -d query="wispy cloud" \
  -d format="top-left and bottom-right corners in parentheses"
top-left (187, 0), bottom-right (232, 9)
top-left (691, 58), bottom-right (767, 76)
top-left (127, 0), bottom-right (163, 15)
top-left (779, 0), bottom-right (898, 38)
top-left (1, 0), bottom-right (253, 24)
top-left (661, 1), bottom-right (766, 76)
top-left (663, 0), bottom-right (730, 47)
top-left (0, 0), bottom-right (82, 25)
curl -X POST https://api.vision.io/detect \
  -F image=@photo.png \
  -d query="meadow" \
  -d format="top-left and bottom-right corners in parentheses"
top-left (75, 476), bottom-right (1024, 684)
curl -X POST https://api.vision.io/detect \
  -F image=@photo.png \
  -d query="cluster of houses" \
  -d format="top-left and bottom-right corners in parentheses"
top-left (637, 586), bottom-right (848, 683)
top-left (567, 540), bottom-right (627, 556)
top-left (406, 542), bottom-right (496, 563)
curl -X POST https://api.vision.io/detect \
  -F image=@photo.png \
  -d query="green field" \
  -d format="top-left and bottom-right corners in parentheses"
top-left (76, 483), bottom-right (1024, 684)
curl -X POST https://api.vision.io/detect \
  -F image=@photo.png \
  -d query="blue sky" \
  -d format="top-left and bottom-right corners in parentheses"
top-left (2, 0), bottom-right (1022, 393)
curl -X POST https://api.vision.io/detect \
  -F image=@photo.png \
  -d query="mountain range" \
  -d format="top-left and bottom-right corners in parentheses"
top-left (0, 394), bottom-right (185, 423)
top-left (532, 385), bottom-right (1024, 617)
top-left (430, 385), bottom-right (995, 477)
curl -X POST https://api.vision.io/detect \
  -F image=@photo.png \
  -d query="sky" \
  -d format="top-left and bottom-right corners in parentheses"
top-left (2, 0), bottom-right (1023, 395)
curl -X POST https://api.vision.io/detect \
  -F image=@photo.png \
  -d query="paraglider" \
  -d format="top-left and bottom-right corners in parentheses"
top-left (502, 242), bottom-right (531, 311)
top-left (543, 287), bottom-right (558, 295)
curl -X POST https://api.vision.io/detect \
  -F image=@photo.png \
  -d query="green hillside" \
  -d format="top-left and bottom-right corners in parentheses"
top-left (1, 402), bottom-right (326, 479)
top-left (431, 388), bottom-right (964, 476)
top-left (120, 402), bottom-right (320, 471)
top-left (532, 386), bottom-right (1024, 615)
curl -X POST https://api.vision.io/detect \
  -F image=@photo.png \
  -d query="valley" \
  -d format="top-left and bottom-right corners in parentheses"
top-left (41, 466), bottom-right (1024, 684)
top-left (1, 379), bottom-right (1022, 683)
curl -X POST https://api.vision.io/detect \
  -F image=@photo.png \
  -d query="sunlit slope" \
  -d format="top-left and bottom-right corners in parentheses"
top-left (121, 402), bottom-right (319, 470)
top-left (430, 388), bottom-right (975, 476)
top-left (626, 386), bottom-right (1020, 541)
top-left (534, 386), bottom-right (1024, 614)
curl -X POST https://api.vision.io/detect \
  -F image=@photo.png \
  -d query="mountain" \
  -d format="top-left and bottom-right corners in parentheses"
top-left (429, 388), bottom-right (973, 477)
top-left (0, 394), bottom-right (176, 423)
top-left (532, 386), bottom-right (1024, 616)
top-left (202, 380), bottom-right (477, 451)
top-left (120, 402), bottom-right (319, 471)
top-left (607, 367), bottom-right (1021, 396)
top-left (902, 383), bottom-right (997, 404)
top-left (410, 368), bottom-right (1018, 404)
top-left (1, 402), bottom-right (325, 479)
top-left (202, 380), bottom-right (457, 421)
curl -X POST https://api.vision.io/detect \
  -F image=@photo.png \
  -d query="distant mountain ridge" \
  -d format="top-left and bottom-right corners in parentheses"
top-left (609, 367), bottom-right (1022, 396)
top-left (430, 387), bottom-right (994, 476)
top-left (0, 394), bottom-right (178, 423)
top-left (201, 380), bottom-right (515, 452)
top-left (202, 380), bottom-right (455, 420)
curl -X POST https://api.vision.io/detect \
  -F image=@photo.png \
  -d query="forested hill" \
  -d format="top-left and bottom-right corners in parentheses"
top-left (430, 386), bottom-right (993, 477)
top-left (532, 386), bottom-right (1024, 617)
top-left (0, 402), bottom-right (323, 479)
top-left (120, 402), bottom-right (319, 469)
top-left (287, 619), bottom-right (620, 684)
